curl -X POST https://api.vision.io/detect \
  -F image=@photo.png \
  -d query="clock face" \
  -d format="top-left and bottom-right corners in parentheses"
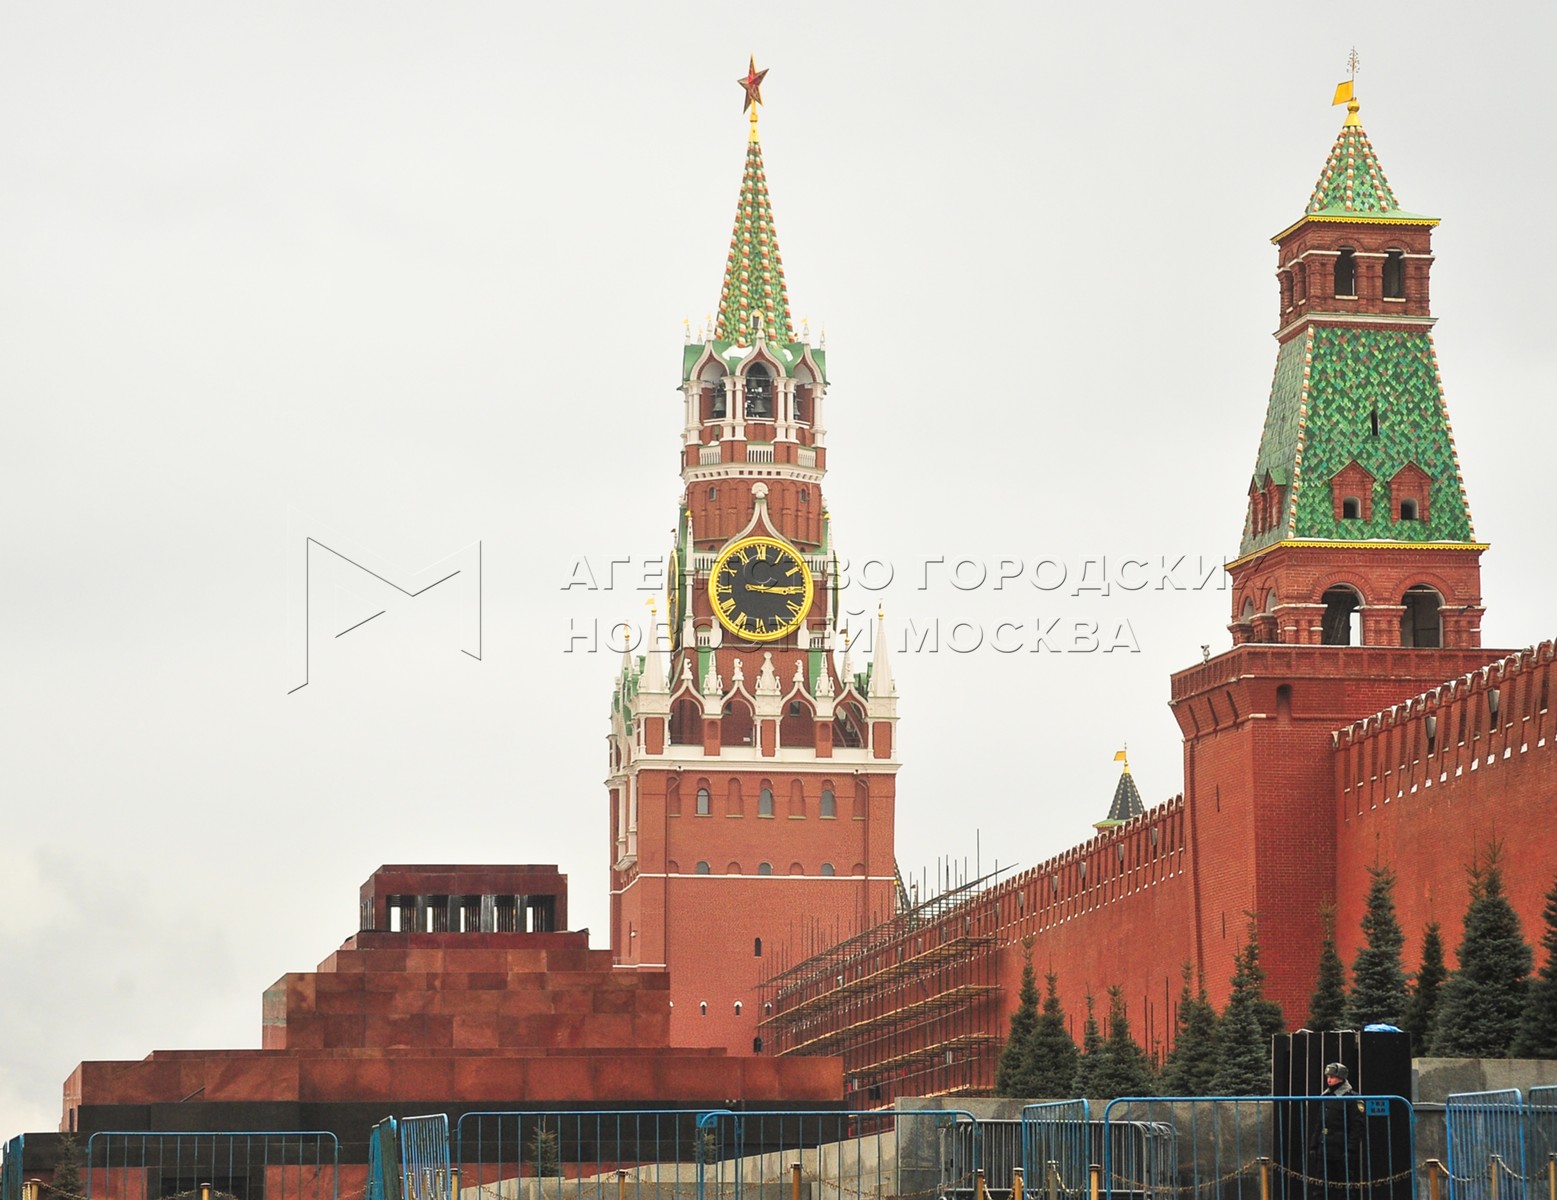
top-left (708, 536), bottom-right (814, 643)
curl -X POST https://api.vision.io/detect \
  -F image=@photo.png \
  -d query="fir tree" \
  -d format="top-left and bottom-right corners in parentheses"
top-left (1403, 922), bottom-right (1447, 1054)
top-left (1072, 992), bottom-right (1103, 1098)
top-left (1238, 916), bottom-right (1287, 1041)
top-left (48, 1134), bottom-right (84, 1200)
top-left (1211, 935), bottom-right (1273, 1095)
top-left (1433, 847), bottom-right (1533, 1057)
top-left (1347, 864), bottom-right (1409, 1027)
top-left (1307, 907), bottom-right (1348, 1032)
top-left (532, 1121), bottom-right (561, 1178)
top-left (1512, 875), bottom-right (1557, 1059)
top-left (1027, 972), bottom-right (1080, 1098)
top-left (996, 952), bottom-right (1042, 1096)
top-left (1162, 961), bottom-right (1219, 1096)
top-left (1090, 985), bottom-right (1158, 1099)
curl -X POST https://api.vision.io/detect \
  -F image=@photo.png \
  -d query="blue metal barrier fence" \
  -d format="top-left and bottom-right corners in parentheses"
top-left (367, 1119), bottom-right (399, 1200)
top-left (1021, 1102), bottom-right (1126, 1200)
top-left (1103, 1095), bottom-right (1415, 1200)
top-left (453, 1108), bottom-right (977, 1200)
top-left (399, 1117), bottom-right (452, 1200)
top-left (1525, 1088), bottom-right (1557, 1200)
top-left (3, 1136), bottom-right (23, 1200)
top-left (1447, 1090), bottom-right (1525, 1200)
top-left (83, 1131), bottom-right (339, 1200)
top-left (1446, 1089), bottom-right (1557, 1200)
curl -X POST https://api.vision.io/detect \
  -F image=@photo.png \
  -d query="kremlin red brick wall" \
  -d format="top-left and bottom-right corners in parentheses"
top-left (984, 798), bottom-right (1195, 1058)
top-left (1332, 641), bottom-right (1556, 976)
top-left (975, 642), bottom-right (1556, 1060)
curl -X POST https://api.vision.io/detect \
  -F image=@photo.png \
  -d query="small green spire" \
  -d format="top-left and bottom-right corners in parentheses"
top-left (712, 131), bottom-right (795, 345)
top-left (1095, 749), bottom-right (1143, 830)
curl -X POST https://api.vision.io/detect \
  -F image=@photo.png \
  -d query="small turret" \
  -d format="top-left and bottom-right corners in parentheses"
top-left (1095, 748), bottom-right (1144, 831)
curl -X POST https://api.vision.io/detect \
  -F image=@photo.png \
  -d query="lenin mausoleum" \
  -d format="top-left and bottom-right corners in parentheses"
top-left (22, 64), bottom-right (1555, 1173)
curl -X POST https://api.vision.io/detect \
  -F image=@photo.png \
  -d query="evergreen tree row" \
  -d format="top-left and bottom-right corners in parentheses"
top-left (996, 917), bottom-right (1284, 1100)
top-left (995, 854), bottom-right (1557, 1102)
top-left (1302, 846), bottom-right (1556, 1059)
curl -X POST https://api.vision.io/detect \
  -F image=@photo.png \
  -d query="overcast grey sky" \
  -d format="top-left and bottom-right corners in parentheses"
top-left (4, 1), bottom-right (1554, 1140)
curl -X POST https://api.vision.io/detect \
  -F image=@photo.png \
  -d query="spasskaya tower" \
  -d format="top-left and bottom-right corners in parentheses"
top-left (606, 63), bottom-right (900, 1053)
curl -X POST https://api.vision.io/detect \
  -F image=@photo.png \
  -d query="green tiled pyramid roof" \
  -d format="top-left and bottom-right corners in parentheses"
top-left (713, 136), bottom-right (794, 345)
top-left (1240, 326), bottom-right (1476, 555)
top-left (1307, 111), bottom-right (1400, 215)
top-left (1298, 107), bottom-right (1434, 225)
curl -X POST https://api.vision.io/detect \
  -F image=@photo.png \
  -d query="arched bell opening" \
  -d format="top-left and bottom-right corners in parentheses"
top-left (669, 696), bottom-right (702, 745)
top-left (1400, 585), bottom-right (1443, 648)
top-left (721, 696), bottom-right (755, 747)
top-left (1320, 585), bottom-right (1364, 646)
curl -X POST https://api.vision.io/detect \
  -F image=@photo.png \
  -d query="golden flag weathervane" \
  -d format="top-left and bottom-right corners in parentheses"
top-left (1332, 47), bottom-right (1361, 125)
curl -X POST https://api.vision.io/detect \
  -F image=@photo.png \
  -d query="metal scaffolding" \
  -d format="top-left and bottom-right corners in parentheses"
top-left (757, 875), bottom-right (1003, 1107)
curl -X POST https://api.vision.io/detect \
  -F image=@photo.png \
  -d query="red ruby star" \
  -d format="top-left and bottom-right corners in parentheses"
top-left (739, 56), bottom-right (768, 112)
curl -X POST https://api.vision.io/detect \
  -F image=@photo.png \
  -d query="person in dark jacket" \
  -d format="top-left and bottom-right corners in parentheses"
top-left (1309, 1063), bottom-right (1366, 1199)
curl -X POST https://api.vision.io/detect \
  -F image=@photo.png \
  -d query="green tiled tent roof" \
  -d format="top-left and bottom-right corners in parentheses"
top-left (713, 136), bottom-right (794, 345)
top-left (1302, 110), bottom-right (1434, 223)
top-left (1240, 326), bottom-right (1476, 555)
top-left (1307, 115), bottom-right (1400, 215)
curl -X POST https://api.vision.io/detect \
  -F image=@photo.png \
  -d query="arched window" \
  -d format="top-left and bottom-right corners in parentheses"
top-left (721, 696), bottom-right (755, 747)
top-left (1334, 248), bottom-right (1357, 297)
top-left (820, 786), bottom-right (836, 818)
top-left (701, 364), bottom-right (728, 422)
top-left (780, 697), bottom-right (814, 749)
top-left (696, 786), bottom-right (711, 816)
top-left (1383, 250), bottom-right (1406, 300)
top-left (745, 364), bottom-right (773, 419)
top-left (757, 862), bottom-right (773, 876)
top-left (1342, 497), bottom-right (1361, 520)
top-left (1320, 585), bottom-right (1364, 646)
top-left (1400, 499), bottom-right (1419, 521)
top-left (754, 937), bottom-right (762, 957)
top-left (695, 861), bottom-right (711, 875)
top-left (820, 863), bottom-right (836, 877)
top-left (1401, 586), bottom-right (1443, 648)
top-left (671, 697), bottom-right (702, 745)
top-left (835, 701), bottom-right (866, 749)
top-left (758, 784), bottom-right (775, 817)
